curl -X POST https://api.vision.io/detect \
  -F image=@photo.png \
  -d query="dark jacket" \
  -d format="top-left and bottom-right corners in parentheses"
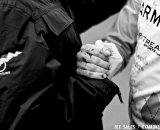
top-left (0, 0), bottom-right (81, 129)
top-left (0, 0), bottom-right (121, 130)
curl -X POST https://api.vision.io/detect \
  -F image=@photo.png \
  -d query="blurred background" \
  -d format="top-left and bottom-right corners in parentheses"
top-left (80, 18), bottom-right (132, 130)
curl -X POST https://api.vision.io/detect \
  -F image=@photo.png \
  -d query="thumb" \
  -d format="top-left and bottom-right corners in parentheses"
top-left (101, 45), bottom-right (112, 57)
top-left (95, 40), bottom-right (112, 56)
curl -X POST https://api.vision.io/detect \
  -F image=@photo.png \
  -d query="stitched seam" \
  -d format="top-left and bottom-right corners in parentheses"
top-left (0, 3), bottom-right (31, 16)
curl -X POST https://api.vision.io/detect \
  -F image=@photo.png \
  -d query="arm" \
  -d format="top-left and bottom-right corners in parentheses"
top-left (102, 0), bottom-right (140, 69)
top-left (76, 0), bottom-right (141, 79)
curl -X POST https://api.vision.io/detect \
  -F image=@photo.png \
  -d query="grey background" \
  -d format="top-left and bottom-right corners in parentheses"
top-left (80, 16), bottom-right (132, 130)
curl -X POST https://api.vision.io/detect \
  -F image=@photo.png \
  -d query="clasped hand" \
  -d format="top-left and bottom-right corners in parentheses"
top-left (76, 40), bottom-right (123, 79)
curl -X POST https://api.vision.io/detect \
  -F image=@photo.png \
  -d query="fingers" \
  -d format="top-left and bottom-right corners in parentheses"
top-left (77, 43), bottom-right (110, 79)
top-left (77, 61), bottom-right (109, 74)
top-left (77, 51), bottom-right (110, 69)
top-left (76, 41), bottom-right (123, 79)
top-left (80, 44), bottom-right (107, 60)
top-left (76, 68), bottom-right (107, 79)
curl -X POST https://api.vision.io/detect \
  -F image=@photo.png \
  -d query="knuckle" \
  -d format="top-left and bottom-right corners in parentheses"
top-left (77, 52), bottom-right (81, 58)
top-left (101, 73), bottom-right (107, 79)
top-left (88, 71), bottom-right (93, 77)
top-left (81, 45), bottom-right (86, 50)
top-left (77, 51), bottom-right (85, 57)
top-left (76, 68), bottom-right (81, 74)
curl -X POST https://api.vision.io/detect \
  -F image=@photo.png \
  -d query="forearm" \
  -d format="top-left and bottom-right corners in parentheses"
top-left (102, 0), bottom-right (139, 69)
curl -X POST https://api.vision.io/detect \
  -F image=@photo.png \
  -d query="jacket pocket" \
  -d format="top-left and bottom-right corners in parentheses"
top-left (35, 6), bottom-right (73, 36)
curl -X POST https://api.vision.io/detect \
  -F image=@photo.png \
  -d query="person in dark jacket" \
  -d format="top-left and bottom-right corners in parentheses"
top-left (0, 0), bottom-right (81, 129)
top-left (0, 0), bottom-right (123, 130)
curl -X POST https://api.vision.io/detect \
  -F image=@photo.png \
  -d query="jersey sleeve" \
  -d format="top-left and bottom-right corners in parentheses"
top-left (102, 0), bottom-right (141, 68)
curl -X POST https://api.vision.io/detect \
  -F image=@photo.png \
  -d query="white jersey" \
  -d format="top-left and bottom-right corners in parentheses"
top-left (130, 0), bottom-right (160, 128)
top-left (104, 0), bottom-right (160, 129)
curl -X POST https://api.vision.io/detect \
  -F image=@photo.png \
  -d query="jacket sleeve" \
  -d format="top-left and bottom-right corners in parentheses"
top-left (102, 0), bottom-right (141, 68)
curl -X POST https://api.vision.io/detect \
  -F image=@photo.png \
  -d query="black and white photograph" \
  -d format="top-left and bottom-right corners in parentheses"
top-left (1, 0), bottom-right (160, 130)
